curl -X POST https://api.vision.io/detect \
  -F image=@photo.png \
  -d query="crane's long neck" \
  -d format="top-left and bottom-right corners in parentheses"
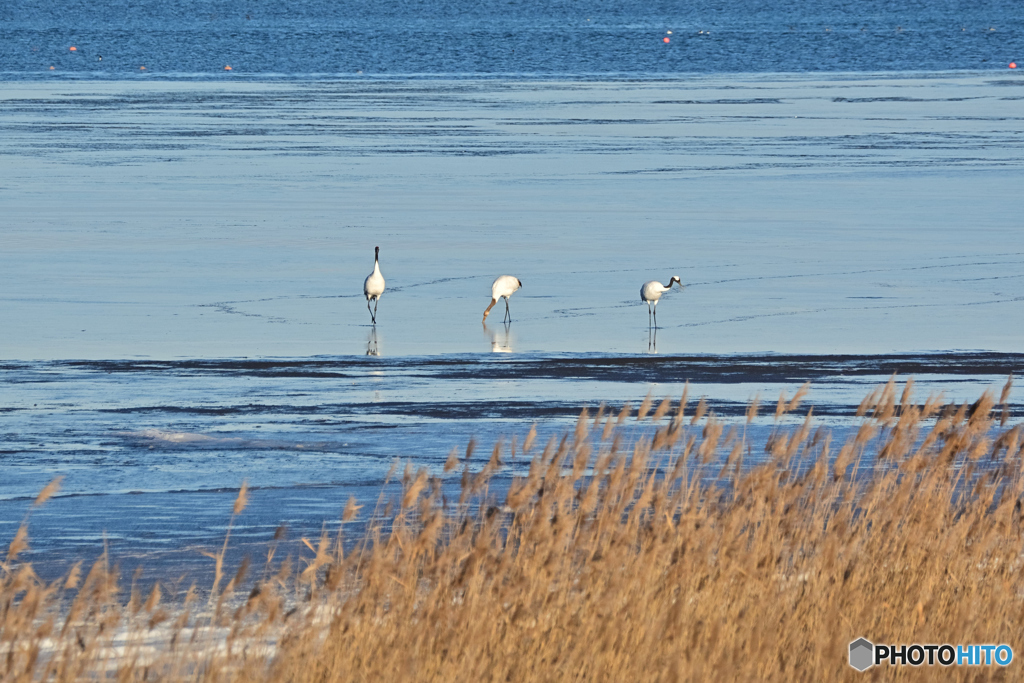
top-left (483, 298), bottom-right (497, 320)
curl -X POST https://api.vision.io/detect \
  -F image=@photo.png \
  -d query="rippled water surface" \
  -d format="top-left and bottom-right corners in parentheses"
top-left (3, 353), bottom-right (1022, 582)
top-left (1, 0), bottom-right (1021, 76)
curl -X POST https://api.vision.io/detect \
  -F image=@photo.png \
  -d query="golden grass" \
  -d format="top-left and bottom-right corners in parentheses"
top-left (2, 378), bottom-right (1023, 681)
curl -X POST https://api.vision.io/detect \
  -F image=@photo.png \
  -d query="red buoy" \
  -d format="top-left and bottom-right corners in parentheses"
top-left (663, 37), bottom-right (670, 43)
top-left (1011, 62), bottom-right (1018, 69)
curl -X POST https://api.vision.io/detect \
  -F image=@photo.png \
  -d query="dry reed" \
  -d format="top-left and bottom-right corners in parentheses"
top-left (1, 378), bottom-right (1022, 682)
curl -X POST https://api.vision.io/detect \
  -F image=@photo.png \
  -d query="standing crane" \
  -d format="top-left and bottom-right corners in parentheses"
top-left (640, 276), bottom-right (682, 328)
top-left (363, 246), bottom-right (385, 324)
top-left (483, 275), bottom-right (522, 323)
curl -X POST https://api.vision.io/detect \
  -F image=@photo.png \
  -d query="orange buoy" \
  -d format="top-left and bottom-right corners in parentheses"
top-left (49, 65), bottom-right (55, 70)
top-left (140, 66), bottom-right (146, 70)
top-left (225, 65), bottom-right (232, 70)
top-left (69, 46), bottom-right (77, 51)
top-left (1011, 62), bottom-right (1018, 69)
top-left (663, 37), bottom-right (670, 43)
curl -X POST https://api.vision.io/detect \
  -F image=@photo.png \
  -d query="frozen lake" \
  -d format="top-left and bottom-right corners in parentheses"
top-left (2, 73), bottom-right (1023, 581)
top-left (3, 75), bottom-right (1024, 359)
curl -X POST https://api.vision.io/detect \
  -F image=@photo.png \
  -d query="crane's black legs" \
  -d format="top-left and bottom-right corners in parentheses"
top-left (367, 298), bottom-right (377, 325)
top-left (643, 303), bottom-right (659, 329)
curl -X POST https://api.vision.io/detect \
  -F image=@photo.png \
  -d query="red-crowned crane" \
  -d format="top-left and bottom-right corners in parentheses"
top-left (363, 246), bottom-right (385, 324)
top-left (483, 275), bottom-right (522, 323)
top-left (640, 276), bottom-right (682, 327)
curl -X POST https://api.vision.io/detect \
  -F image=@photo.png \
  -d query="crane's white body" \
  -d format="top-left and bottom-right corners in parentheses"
top-left (483, 275), bottom-right (522, 323)
top-left (363, 247), bottom-right (385, 324)
top-left (640, 276), bottom-right (682, 327)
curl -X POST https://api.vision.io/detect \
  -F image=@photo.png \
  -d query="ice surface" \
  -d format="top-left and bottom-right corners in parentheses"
top-left (2, 75), bottom-right (1023, 359)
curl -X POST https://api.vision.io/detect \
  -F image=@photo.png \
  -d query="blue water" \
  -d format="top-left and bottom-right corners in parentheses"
top-left (2, 0), bottom-right (1021, 77)
top-left (2, 353), bottom-right (1020, 585)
